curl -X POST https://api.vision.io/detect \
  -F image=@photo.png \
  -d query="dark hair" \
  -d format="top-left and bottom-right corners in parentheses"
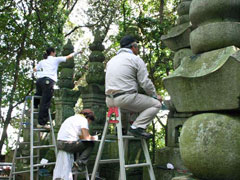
top-left (80, 109), bottom-right (95, 121)
top-left (120, 35), bottom-right (136, 48)
top-left (43, 47), bottom-right (55, 59)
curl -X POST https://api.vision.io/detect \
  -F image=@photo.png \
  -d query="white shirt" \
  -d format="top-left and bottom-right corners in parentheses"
top-left (36, 55), bottom-right (66, 82)
top-left (105, 48), bottom-right (157, 96)
top-left (57, 114), bottom-right (89, 141)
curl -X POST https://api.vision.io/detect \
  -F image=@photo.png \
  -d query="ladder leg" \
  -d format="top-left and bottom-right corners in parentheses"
top-left (30, 96), bottom-right (34, 180)
top-left (49, 109), bottom-right (58, 156)
top-left (91, 119), bottom-right (109, 180)
top-left (141, 139), bottom-right (156, 180)
top-left (85, 165), bottom-right (90, 180)
top-left (9, 100), bottom-right (27, 180)
top-left (116, 110), bottom-right (126, 180)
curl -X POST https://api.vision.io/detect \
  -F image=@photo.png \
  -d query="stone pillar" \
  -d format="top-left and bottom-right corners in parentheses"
top-left (54, 40), bottom-right (80, 126)
top-left (80, 30), bottom-right (106, 133)
top-left (162, 0), bottom-right (240, 179)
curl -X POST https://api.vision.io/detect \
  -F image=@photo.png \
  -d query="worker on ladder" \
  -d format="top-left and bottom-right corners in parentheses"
top-left (53, 109), bottom-right (98, 180)
top-left (33, 47), bottom-right (81, 129)
top-left (105, 35), bottom-right (162, 138)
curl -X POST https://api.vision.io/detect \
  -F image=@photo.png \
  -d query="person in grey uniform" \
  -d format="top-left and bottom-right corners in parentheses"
top-left (105, 35), bottom-right (162, 138)
top-left (34, 47), bottom-right (80, 129)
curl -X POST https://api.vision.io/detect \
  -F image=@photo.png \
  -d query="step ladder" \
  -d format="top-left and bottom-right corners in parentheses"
top-left (9, 96), bottom-right (57, 180)
top-left (91, 107), bottom-right (156, 180)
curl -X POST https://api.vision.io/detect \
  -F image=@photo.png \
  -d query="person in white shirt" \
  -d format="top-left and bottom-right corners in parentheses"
top-left (33, 47), bottom-right (80, 129)
top-left (105, 35), bottom-right (162, 139)
top-left (56, 109), bottom-right (97, 169)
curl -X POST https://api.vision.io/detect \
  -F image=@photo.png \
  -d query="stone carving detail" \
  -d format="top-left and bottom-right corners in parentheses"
top-left (80, 30), bottom-right (106, 132)
top-left (161, 0), bottom-right (193, 70)
top-left (54, 40), bottom-right (80, 126)
top-left (162, 0), bottom-right (240, 179)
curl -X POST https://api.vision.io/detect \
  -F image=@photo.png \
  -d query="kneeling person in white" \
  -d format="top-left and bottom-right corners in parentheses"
top-left (53, 109), bottom-right (97, 180)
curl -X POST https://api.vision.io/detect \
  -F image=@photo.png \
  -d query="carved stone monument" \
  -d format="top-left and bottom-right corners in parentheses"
top-left (162, 0), bottom-right (240, 179)
top-left (55, 40), bottom-right (80, 126)
top-left (80, 30), bottom-right (106, 133)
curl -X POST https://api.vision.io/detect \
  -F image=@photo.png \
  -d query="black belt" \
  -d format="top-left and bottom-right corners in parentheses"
top-left (106, 91), bottom-right (137, 98)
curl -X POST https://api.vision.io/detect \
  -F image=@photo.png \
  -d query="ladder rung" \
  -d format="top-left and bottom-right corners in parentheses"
top-left (33, 162), bottom-right (55, 167)
top-left (122, 135), bottom-right (141, 140)
top-left (12, 169), bottom-right (38, 174)
top-left (106, 135), bottom-right (141, 140)
top-left (0, 177), bottom-right (9, 179)
top-left (15, 155), bottom-right (39, 160)
top-left (0, 162), bottom-right (12, 166)
top-left (33, 145), bottom-right (55, 149)
top-left (99, 159), bottom-right (119, 164)
top-left (19, 141), bottom-right (39, 144)
top-left (33, 128), bottom-right (50, 131)
top-left (72, 170), bottom-right (88, 175)
top-left (125, 163), bottom-right (150, 168)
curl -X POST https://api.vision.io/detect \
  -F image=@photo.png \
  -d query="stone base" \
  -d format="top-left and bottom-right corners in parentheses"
top-left (167, 118), bottom-right (188, 147)
top-left (155, 147), bottom-right (187, 170)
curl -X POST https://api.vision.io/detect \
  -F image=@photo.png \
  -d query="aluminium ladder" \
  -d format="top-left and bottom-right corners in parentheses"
top-left (9, 96), bottom-right (57, 180)
top-left (91, 107), bottom-right (156, 180)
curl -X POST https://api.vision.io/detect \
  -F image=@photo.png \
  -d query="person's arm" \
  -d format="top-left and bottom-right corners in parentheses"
top-left (33, 62), bottom-right (42, 72)
top-left (136, 57), bottom-right (157, 97)
top-left (65, 51), bottom-right (82, 60)
top-left (81, 128), bottom-right (97, 140)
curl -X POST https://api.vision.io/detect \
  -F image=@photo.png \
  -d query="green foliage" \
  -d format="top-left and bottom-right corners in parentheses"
top-left (106, 0), bottom-right (180, 94)
top-left (0, 0), bottom-right (76, 153)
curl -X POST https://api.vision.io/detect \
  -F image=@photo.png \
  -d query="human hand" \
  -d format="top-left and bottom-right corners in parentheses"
top-left (71, 50), bottom-right (82, 57)
top-left (157, 95), bottom-right (163, 102)
top-left (92, 135), bottom-right (98, 140)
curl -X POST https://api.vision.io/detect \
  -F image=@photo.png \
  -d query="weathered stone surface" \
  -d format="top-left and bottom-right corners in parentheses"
top-left (61, 39), bottom-right (74, 68)
top-left (167, 118), bottom-right (187, 147)
top-left (59, 68), bottom-right (73, 79)
top-left (57, 79), bottom-right (74, 89)
top-left (190, 22), bottom-right (240, 54)
top-left (60, 59), bottom-right (74, 68)
top-left (190, 0), bottom-right (240, 27)
top-left (161, 23), bottom-right (191, 51)
top-left (80, 84), bottom-right (106, 125)
top-left (86, 62), bottom-right (105, 84)
top-left (164, 46), bottom-right (240, 112)
top-left (89, 51), bottom-right (105, 62)
top-left (180, 113), bottom-right (240, 180)
top-left (177, 15), bottom-right (190, 25)
top-left (89, 42), bottom-right (105, 51)
top-left (177, 1), bottom-right (191, 16)
top-left (156, 147), bottom-right (187, 170)
top-left (54, 88), bottom-right (80, 125)
top-left (173, 48), bottom-right (193, 69)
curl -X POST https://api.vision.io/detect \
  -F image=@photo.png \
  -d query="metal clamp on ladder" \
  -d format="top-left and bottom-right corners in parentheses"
top-left (9, 96), bottom-right (57, 180)
top-left (91, 107), bottom-right (156, 180)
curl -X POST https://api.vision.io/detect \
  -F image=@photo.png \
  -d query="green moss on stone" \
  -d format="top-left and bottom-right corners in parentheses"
top-left (180, 113), bottom-right (240, 180)
top-left (59, 68), bottom-right (74, 79)
top-left (89, 51), bottom-right (105, 62)
top-left (86, 62), bottom-right (105, 84)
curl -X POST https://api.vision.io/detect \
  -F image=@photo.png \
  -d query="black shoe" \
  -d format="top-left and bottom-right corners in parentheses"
top-left (73, 160), bottom-right (85, 172)
top-left (128, 127), bottom-right (153, 139)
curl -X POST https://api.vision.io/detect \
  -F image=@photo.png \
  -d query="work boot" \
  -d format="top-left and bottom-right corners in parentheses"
top-left (73, 160), bottom-right (85, 172)
top-left (128, 127), bottom-right (153, 139)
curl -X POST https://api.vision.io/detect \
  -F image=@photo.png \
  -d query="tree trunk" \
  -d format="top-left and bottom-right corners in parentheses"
top-left (159, 0), bottom-right (164, 24)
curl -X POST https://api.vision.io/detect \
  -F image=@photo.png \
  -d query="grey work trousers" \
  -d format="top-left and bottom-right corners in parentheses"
top-left (106, 93), bottom-right (161, 129)
top-left (57, 140), bottom-right (94, 165)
